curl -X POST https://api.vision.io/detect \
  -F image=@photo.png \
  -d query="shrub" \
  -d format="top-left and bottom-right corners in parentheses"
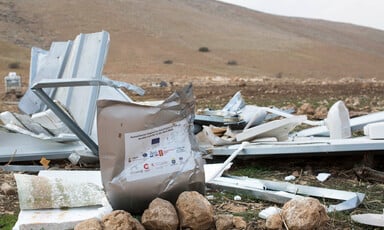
top-left (163, 60), bottom-right (173, 64)
top-left (275, 72), bottom-right (283, 78)
top-left (227, 60), bottom-right (237, 65)
top-left (8, 62), bottom-right (20, 69)
top-left (198, 47), bottom-right (210, 52)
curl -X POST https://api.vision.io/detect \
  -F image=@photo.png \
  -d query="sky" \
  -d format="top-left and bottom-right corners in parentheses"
top-left (216, 0), bottom-right (384, 31)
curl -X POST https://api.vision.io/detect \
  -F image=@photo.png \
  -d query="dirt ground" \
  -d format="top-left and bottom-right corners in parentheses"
top-left (1, 77), bottom-right (384, 229)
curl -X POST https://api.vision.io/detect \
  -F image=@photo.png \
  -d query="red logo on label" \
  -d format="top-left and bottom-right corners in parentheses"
top-left (144, 163), bottom-right (149, 170)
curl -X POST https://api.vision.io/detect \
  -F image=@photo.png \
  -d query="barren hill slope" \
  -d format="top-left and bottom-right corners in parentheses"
top-left (1, 0), bottom-right (384, 83)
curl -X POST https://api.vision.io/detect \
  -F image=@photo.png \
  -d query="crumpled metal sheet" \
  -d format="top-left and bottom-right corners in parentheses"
top-left (97, 84), bottom-right (206, 214)
top-left (207, 175), bottom-right (365, 212)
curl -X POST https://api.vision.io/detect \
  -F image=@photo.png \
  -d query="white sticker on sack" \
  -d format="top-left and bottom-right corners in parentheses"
top-left (122, 119), bottom-right (194, 181)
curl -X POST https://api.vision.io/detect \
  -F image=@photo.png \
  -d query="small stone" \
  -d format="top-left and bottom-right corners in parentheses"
top-left (74, 218), bottom-right (102, 230)
top-left (314, 105), bottom-right (328, 120)
top-left (284, 175), bottom-right (296, 181)
top-left (1, 182), bottom-right (16, 195)
top-left (266, 213), bottom-right (283, 230)
top-left (297, 103), bottom-right (315, 115)
top-left (238, 80), bottom-right (247, 87)
top-left (176, 191), bottom-right (215, 230)
top-left (298, 180), bottom-right (308, 185)
top-left (232, 216), bottom-right (247, 229)
top-left (234, 195), bottom-right (241, 201)
top-left (291, 171), bottom-right (300, 177)
top-left (141, 198), bottom-right (179, 230)
top-left (215, 214), bottom-right (234, 230)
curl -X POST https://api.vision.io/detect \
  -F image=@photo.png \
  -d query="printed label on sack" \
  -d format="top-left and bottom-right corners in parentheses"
top-left (123, 119), bottom-right (194, 181)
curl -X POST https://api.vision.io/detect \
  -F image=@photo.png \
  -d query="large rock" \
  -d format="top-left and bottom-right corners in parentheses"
top-left (176, 191), bottom-right (214, 230)
top-left (141, 198), bottom-right (179, 230)
top-left (102, 210), bottom-right (145, 230)
top-left (74, 218), bottom-right (103, 230)
top-left (281, 197), bottom-right (329, 230)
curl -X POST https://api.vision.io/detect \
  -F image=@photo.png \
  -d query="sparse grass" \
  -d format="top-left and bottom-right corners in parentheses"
top-left (217, 159), bottom-right (384, 229)
top-left (0, 214), bottom-right (18, 230)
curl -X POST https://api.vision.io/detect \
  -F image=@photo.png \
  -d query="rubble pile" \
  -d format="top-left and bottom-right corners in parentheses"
top-left (5, 31), bottom-right (384, 229)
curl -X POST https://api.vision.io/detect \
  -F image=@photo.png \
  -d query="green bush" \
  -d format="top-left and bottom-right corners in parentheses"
top-left (227, 60), bottom-right (237, 65)
top-left (8, 62), bottom-right (20, 69)
top-left (198, 47), bottom-right (210, 52)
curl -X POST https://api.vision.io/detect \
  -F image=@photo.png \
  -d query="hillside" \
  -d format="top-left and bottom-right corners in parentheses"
top-left (1, 0), bottom-right (384, 85)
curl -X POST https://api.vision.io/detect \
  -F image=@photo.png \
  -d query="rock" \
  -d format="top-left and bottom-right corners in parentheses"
top-left (314, 105), bottom-right (328, 120)
top-left (0, 182), bottom-right (16, 195)
top-left (102, 210), bottom-right (145, 230)
top-left (232, 216), bottom-right (247, 229)
top-left (141, 198), bottom-right (179, 230)
top-left (215, 214), bottom-right (234, 230)
top-left (345, 96), bottom-right (360, 109)
top-left (281, 197), bottom-right (329, 230)
top-left (297, 103), bottom-right (314, 115)
top-left (159, 80), bottom-right (168, 87)
top-left (291, 170), bottom-right (300, 177)
top-left (74, 218), bottom-right (102, 230)
top-left (176, 191), bottom-right (215, 230)
top-left (265, 213), bottom-right (283, 230)
top-left (238, 80), bottom-right (247, 87)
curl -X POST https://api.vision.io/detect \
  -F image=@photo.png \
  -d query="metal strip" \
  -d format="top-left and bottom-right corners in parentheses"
top-left (209, 137), bottom-right (384, 156)
top-left (31, 78), bottom-right (145, 156)
top-left (32, 87), bottom-right (98, 155)
top-left (207, 175), bottom-right (365, 212)
top-left (0, 131), bottom-right (85, 163)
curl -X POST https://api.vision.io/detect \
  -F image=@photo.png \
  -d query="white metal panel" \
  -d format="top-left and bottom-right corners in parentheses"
top-left (210, 136), bottom-right (384, 156)
top-left (0, 131), bottom-right (86, 162)
top-left (54, 31), bottom-right (110, 135)
top-left (19, 42), bottom-right (72, 114)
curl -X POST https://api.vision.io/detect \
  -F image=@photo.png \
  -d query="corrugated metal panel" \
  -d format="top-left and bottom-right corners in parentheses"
top-left (1, 31), bottom-right (112, 162)
top-left (0, 131), bottom-right (86, 162)
top-left (19, 42), bottom-right (72, 114)
top-left (209, 136), bottom-right (384, 156)
top-left (54, 31), bottom-right (110, 136)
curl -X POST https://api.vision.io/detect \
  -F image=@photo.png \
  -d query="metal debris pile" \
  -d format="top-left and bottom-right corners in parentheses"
top-left (2, 31), bottom-right (384, 229)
